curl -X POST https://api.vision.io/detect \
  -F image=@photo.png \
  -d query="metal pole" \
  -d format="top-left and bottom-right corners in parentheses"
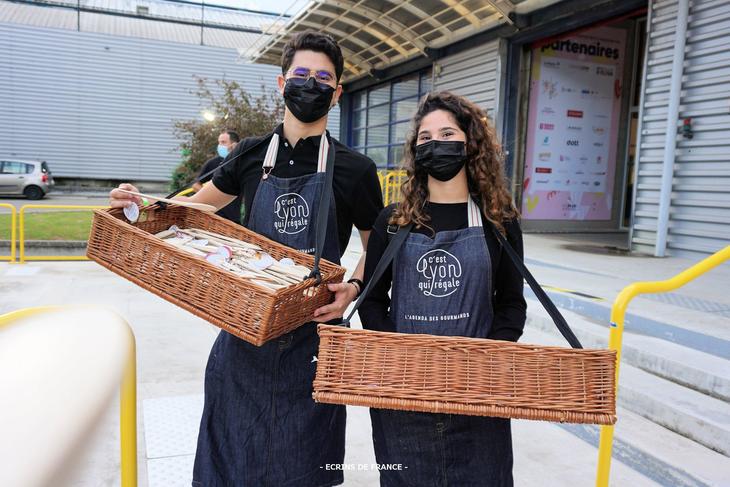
top-left (120, 327), bottom-right (138, 487)
top-left (655, 0), bottom-right (689, 257)
top-left (77, 0), bottom-right (80, 31)
top-left (201, 1), bottom-right (205, 46)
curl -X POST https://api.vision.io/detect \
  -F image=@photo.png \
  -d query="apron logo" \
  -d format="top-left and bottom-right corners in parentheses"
top-left (415, 249), bottom-right (462, 297)
top-left (274, 193), bottom-right (310, 235)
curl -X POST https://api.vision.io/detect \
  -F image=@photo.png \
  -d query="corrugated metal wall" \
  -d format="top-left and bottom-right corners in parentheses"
top-left (0, 22), bottom-right (340, 182)
top-left (433, 40), bottom-right (502, 120)
top-left (631, 0), bottom-right (730, 257)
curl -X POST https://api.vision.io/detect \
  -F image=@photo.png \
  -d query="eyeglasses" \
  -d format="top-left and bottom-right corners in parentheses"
top-left (287, 66), bottom-right (336, 86)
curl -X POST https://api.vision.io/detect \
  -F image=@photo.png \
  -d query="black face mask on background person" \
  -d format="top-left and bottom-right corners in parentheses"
top-left (283, 77), bottom-right (335, 123)
top-left (414, 140), bottom-right (467, 182)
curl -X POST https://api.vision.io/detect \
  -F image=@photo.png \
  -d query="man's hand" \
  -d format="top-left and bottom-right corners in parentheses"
top-left (312, 282), bottom-right (359, 323)
top-left (109, 183), bottom-right (141, 209)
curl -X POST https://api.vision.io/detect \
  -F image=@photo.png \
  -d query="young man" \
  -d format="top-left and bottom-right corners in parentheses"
top-left (109, 31), bottom-right (383, 486)
top-left (192, 130), bottom-right (242, 223)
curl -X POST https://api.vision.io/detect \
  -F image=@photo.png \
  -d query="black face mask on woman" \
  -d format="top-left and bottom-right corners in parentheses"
top-left (283, 77), bottom-right (335, 123)
top-left (414, 140), bottom-right (467, 182)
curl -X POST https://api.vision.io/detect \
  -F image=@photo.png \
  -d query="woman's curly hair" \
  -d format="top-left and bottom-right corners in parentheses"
top-left (390, 91), bottom-right (518, 234)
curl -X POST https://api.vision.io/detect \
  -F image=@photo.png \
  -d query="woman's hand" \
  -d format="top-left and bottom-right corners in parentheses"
top-left (109, 183), bottom-right (141, 209)
top-left (312, 282), bottom-right (359, 323)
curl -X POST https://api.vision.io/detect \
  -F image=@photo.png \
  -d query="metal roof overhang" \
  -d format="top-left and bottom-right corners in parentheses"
top-left (248, 0), bottom-right (531, 82)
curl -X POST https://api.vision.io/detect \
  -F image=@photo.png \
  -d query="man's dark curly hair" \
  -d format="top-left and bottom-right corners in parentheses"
top-left (281, 31), bottom-right (344, 82)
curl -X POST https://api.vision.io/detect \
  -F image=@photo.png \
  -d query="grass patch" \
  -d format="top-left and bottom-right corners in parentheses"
top-left (0, 211), bottom-right (94, 241)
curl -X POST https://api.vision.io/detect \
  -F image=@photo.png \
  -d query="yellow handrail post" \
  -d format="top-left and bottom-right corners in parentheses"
top-left (120, 326), bottom-right (138, 487)
top-left (18, 204), bottom-right (108, 264)
top-left (595, 245), bottom-right (730, 487)
top-left (0, 203), bottom-right (17, 262)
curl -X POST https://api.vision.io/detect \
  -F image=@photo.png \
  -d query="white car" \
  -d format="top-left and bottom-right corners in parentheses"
top-left (0, 159), bottom-right (55, 199)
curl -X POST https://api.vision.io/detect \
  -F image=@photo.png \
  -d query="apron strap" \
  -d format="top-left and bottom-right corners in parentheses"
top-left (306, 135), bottom-right (337, 284)
top-left (261, 133), bottom-right (279, 179)
top-left (467, 197), bottom-right (483, 228)
top-left (487, 221), bottom-right (583, 349)
top-left (342, 223), bottom-right (414, 325)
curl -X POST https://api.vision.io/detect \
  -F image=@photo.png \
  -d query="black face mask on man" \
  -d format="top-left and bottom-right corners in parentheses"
top-left (283, 77), bottom-right (335, 123)
top-left (414, 140), bottom-right (467, 182)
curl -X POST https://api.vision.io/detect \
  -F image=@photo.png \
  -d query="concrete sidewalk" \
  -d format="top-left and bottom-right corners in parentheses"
top-left (0, 232), bottom-right (728, 486)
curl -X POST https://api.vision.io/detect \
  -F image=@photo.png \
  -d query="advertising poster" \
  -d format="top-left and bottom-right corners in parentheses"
top-left (521, 26), bottom-right (626, 221)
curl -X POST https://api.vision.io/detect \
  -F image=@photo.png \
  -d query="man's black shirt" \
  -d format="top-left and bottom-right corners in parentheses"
top-left (199, 155), bottom-right (243, 224)
top-left (212, 124), bottom-right (383, 256)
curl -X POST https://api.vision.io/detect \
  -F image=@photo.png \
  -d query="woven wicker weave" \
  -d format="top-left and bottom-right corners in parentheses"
top-left (86, 205), bottom-right (345, 346)
top-left (313, 325), bottom-right (617, 424)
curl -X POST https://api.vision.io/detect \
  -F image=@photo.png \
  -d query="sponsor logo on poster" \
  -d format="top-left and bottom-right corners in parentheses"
top-left (539, 123), bottom-right (555, 130)
top-left (561, 86), bottom-right (576, 93)
top-left (560, 154), bottom-right (571, 162)
top-left (536, 167), bottom-right (552, 173)
top-left (593, 142), bottom-right (604, 147)
top-left (541, 107), bottom-right (556, 116)
top-left (571, 64), bottom-right (591, 72)
top-left (594, 181), bottom-right (602, 186)
top-left (596, 66), bottom-right (614, 76)
top-left (539, 152), bottom-right (551, 161)
top-left (567, 110), bottom-right (584, 118)
top-left (592, 126), bottom-right (606, 135)
top-left (566, 140), bottom-right (580, 146)
top-left (542, 79), bottom-right (558, 99)
top-left (567, 125), bottom-right (582, 131)
top-left (416, 249), bottom-right (462, 297)
top-left (596, 156), bottom-right (603, 164)
top-left (544, 60), bottom-right (561, 68)
top-left (542, 136), bottom-right (550, 145)
top-left (274, 193), bottom-right (310, 234)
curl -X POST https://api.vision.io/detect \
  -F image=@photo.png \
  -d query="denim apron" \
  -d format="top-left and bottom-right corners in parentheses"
top-left (193, 133), bottom-right (346, 487)
top-left (370, 198), bottom-right (513, 487)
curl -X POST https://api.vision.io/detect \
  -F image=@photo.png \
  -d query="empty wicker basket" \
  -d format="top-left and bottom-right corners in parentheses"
top-left (86, 205), bottom-right (345, 346)
top-left (313, 325), bottom-right (617, 425)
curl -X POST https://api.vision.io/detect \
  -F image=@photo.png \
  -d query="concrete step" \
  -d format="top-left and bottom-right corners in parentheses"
top-left (522, 321), bottom-right (730, 458)
top-left (526, 300), bottom-right (730, 402)
top-left (560, 406), bottom-right (730, 487)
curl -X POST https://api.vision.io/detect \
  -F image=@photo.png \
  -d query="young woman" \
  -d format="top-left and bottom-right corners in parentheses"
top-left (358, 91), bottom-right (527, 486)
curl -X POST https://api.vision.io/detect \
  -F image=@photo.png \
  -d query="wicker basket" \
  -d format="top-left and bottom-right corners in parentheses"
top-left (86, 205), bottom-right (345, 346)
top-left (313, 325), bottom-right (617, 425)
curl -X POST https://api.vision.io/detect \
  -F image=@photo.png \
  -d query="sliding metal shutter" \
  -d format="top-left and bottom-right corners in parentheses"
top-left (0, 22), bottom-right (340, 182)
top-left (632, 0), bottom-right (730, 257)
top-left (433, 40), bottom-right (503, 122)
top-left (669, 0), bottom-right (730, 255)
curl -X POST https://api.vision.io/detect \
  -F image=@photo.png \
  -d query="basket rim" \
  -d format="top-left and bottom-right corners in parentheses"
top-left (92, 207), bottom-right (344, 296)
top-left (316, 324), bottom-right (617, 354)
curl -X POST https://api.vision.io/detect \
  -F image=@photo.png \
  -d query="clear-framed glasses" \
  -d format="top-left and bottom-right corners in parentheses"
top-left (287, 66), bottom-right (336, 87)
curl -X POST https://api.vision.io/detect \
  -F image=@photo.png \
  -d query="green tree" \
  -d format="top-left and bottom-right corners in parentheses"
top-left (171, 76), bottom-right (284, 191)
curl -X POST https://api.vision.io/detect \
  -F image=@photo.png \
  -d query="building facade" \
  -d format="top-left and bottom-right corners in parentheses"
top-left (328, 0), bottom-right (729, 258)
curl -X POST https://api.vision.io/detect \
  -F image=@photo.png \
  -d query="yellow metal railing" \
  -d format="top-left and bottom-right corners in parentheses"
top-left (0, 203), bottom-right (17, 262)
top-left (177, 187), bottom-right (196, 197)
top-left (595, 244), bottom-right (730, 486)
top-left (0, 306), bottom-right (138, 487)
top-left (382, 170), bottom-right (407, 206)
top-left (18, 204), bottom-right (108, 264)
